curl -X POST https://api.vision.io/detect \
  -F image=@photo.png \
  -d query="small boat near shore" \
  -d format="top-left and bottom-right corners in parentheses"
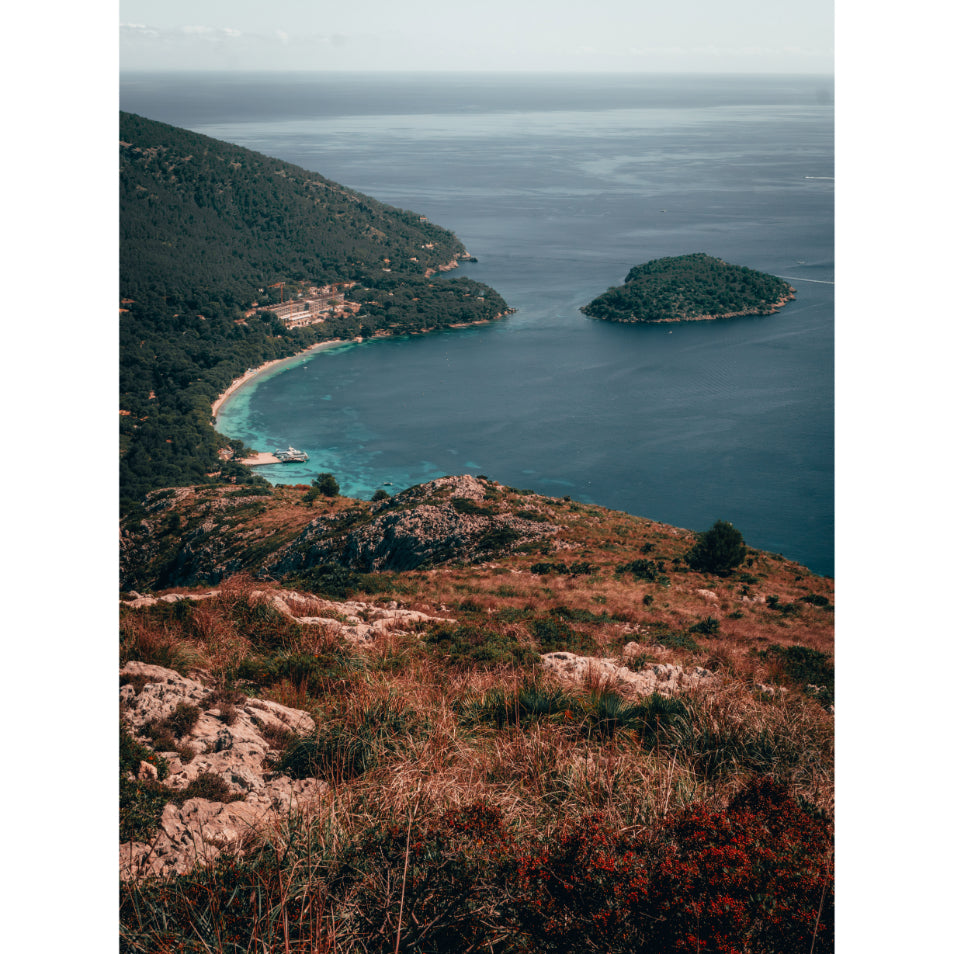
top-left (274, 446), bottom-right (309, 463)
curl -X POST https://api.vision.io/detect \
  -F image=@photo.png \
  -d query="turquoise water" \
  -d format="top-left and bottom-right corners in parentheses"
top-left (124, 72), bottom-right (834, 576)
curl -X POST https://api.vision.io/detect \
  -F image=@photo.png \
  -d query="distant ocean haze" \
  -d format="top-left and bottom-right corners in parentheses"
top-left (121, 72), bottom-right (834, 576)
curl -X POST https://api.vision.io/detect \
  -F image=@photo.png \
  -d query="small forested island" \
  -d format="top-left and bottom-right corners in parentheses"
top-left (581, 253), bottom-right (795, 323)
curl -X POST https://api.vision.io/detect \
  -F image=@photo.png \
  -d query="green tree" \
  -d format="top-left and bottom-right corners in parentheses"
top-left (314, 473), bottom-right (340, 498)
top-left (686, 520), bottom-right (747, 575)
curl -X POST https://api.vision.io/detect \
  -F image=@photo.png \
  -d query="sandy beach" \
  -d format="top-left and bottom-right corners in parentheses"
top-left (211, 338), bottom-right (353, 420)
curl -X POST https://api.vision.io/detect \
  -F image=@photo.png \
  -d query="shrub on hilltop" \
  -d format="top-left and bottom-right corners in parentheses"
top-left (686, 519), bottom-right (747, 575)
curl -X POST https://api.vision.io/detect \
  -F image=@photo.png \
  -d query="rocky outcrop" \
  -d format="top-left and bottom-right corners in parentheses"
top-left (120, 781), bottom-right (326, 881)
top-left (121, 589), bottom-right (455, 645)
top-left (120, 662), bottom-right (327, 880)
top-left (540, 651), bottom-right (718, 697)
top-left (265, 475), bottom-right (557, 575)
top-left (121, 476), bottom-right (558, 590)
top-left (120, 486), bottom-right (272, 590)
top-left (289, 597), bottom-right (455, 645)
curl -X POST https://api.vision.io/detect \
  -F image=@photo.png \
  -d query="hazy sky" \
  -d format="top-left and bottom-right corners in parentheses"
top-left (120, 0), bottom-right (833, 73)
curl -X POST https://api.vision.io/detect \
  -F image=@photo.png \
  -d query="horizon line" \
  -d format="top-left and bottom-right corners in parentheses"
top-left (120, 67), bottom-right (834, 77)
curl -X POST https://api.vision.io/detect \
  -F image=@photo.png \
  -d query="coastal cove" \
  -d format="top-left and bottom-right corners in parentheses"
top-left (129, 72), bottom-right (834, 576)
top-left (212, 339), bottom-right (351, 421)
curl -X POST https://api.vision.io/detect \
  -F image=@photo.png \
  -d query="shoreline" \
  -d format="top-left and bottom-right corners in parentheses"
top-left (584, 287), bottom-right (797, 325)
top-left (211, 338), bottom-right (354, 421)
top-left (213, 304), bottom-right (516, 469)
top-left (212, 307), bottom-right (517, 424)
top-left (211, 256), bottom-right (506, 425)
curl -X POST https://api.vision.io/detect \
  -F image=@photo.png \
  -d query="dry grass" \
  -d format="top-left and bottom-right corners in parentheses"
top-left (121, 483), bottom-right (834, 950)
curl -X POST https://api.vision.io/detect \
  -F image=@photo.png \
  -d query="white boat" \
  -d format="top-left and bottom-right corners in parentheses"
top-left (274, 446), bottom-right (309, 463)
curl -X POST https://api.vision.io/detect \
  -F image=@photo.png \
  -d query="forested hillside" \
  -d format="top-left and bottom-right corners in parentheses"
top-left (119, 113), bottom-right (510, 511)
top-left (581, 253), bottom-right (794, 323)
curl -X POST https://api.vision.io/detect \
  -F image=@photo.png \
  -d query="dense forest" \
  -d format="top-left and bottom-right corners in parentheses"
top-left (119, 113), bottom-right (511, 512)
top-left (580, 253), bottom-right (794, 323)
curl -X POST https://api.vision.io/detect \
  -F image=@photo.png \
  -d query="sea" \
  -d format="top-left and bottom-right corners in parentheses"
top-left (120, 72), bottom-right (834, 577)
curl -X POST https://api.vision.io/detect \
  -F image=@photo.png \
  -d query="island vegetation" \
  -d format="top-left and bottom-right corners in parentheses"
top-left (580, 253), bottom-right (795, 324)
top-left (120, 112), bottom-right (511, 512)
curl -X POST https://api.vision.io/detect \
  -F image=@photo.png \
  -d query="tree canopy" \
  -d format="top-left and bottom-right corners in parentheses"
top-left (686, 520), bottom-right (747, 575)
top-left (581, 253), bottom-right (794, 324)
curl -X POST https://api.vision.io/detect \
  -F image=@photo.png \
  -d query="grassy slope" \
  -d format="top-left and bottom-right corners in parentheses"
top-left (120, 479), bottom-right (833, 951)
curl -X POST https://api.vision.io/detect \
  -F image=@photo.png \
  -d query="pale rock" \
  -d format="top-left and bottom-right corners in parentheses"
top-left (121, 663), bottom-right (328, 880)
top-left (120, 783), bottom-right (328, 880)
top-left (122, 587), bottom-right (455, 647)
top-left (540, 652), bottom-right (717, 697)
top-left (755, 682), bottom-right (789, 696)
top-left (258, 589), bottom-right (456, 645)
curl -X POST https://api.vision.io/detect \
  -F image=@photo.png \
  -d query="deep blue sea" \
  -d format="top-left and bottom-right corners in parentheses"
top-left (121, 72), bottom-right (834, 576)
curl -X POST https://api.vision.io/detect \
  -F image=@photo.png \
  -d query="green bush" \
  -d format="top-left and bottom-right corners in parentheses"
top-left (617, 558), bottom-right (664, 581)
top-left (653, 629), bottom-right (701, 653)
top-left (629, 693), bottom-right (691, 749)
top-left (424, 623), bottom-right (539, 668)
top-left (235, 649), bottom-right (359, 695)
top-left (120, 725), bottom-right (170, 843)
top-left (686, 520), bottom-right (747, 575)
top-left (274, 698), bottom-right (424, 782)
top-left (451, 496), bottom-right (494, 516)
top-left (530, 561), bottom-right (569, 575)
top-left (143, 702), bottom-right (201, 750)
top-left (530, 616), bottom-right (597, 654)
top-left (174, 772), bottom-right (238, 804)
top-left (477, 525), bottom-right (521, 553)
top-left (461, 682), bottom-right (583, 730)
top-left (763, 643), bottom-right (834, 705)
top-left (584, 689), bottom-right (650, 740)
top-left (222, 594), bottom-right (305, 649)
top-left (120, 776), bottom-right (169, 844)
top-left (550, 605), bottom-right (616, 624)
top-left (312, 473), bottom-right (339, 497)
top-left (284, 563), bottom-right (368, 599)
top-left (690, 615), bottom-right (721, 636)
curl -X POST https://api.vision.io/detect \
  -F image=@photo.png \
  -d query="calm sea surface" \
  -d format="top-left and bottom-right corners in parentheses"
top-left (121, 72), bottom-right (834, 576)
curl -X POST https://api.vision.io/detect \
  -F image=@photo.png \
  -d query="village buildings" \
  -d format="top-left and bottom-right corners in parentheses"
top-left (247, 282), bottom-right (360, 328)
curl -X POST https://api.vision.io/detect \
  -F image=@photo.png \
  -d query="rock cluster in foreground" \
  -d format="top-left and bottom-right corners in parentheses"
top-left (120, 661), bottom-right (326, 880)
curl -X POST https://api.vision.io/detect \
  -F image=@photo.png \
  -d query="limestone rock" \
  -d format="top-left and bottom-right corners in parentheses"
top-left (264, 476), bottom-right (557, 575)
top-left (121, 662), bottom-right (327, 880)
top-left (120, 781), bottom-right (326, 881)
top-left (540, 652), bottom-right (717, 697)
top-left (121, 590), bottom-right (456, 647)
top-left (261, 589), bottom-right (455, 645)
top-left (121, 662), bottom-right (315, 796)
